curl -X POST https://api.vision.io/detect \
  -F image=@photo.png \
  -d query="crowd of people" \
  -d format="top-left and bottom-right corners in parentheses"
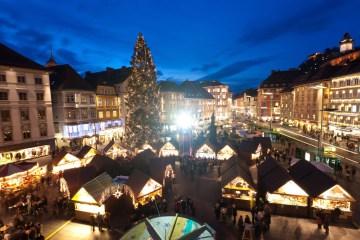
top-left (174, 197), bottom-right (196, 216)
top-left (214, 199), bottom-right (272, 239)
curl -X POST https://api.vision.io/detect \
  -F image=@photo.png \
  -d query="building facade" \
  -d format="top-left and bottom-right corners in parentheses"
top-left (328, 63), bottom-right (360, 137)
top-left (200, 80), bottom-right (232, 123)
top-left (279, 87), bottom-right (294, 125)
top-left (0, 43), bottom-right (55, 165)
top-left (257, 70), bottom-right (301, 122)
top-left (233, 88), bottom-right (257, 119)
top-left (47, 64), bottom-right (97, 150)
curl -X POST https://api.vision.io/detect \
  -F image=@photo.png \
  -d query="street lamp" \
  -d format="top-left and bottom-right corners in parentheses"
top-left (263, 92), bottom-right (274, 131)
top-left (176, 111), bottom-right (195, 156)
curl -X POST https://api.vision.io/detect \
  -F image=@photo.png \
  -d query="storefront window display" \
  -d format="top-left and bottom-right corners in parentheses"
top-left (222, 176), bottom-right (255, 201)
top-left (266, 180), bottom-right (308, 207)
top-left (0, 145), bottom-right (50, 165)
top-left (312, 185), bottom-right (354, 212)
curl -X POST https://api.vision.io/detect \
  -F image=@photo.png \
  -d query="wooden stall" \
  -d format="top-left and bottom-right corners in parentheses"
top-left (72, 172), bottom-right (113, 221)
top-left (159, 142), bottom-right (179, 157)
top-left (0, 162), bottom-right (40, 192)
top-left (258, 158), bottom-right (309, 217)
top-left (221, 157), bottom-right (256, 209)
top-left (195, 142), bottom-right (216, 159)
top-left (289, 160), bottom-right (355, 219)
top-left (52, 151), bottom-right (82, 174)
top-left (217, 144), bottom-right (236, 161)
top-left (76, 145), bottom-right (97, 164)
top-left (126, 169), bottom-right (162, 208)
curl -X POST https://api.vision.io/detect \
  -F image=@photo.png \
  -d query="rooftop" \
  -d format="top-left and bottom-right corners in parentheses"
top-left (0, 43), bottom-right (45, 70)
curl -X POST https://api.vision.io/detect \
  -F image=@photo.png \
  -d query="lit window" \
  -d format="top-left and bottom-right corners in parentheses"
top-left (112, 110), bottom-right (117, 118)
top-left (2, 126), bottom-right (12, 141)
top-left (106, 111), bottom-right (111, 118)
top-left (22, 124), bottom-right (31, 139)
top-left (98, 111), bottom-right (104, 119)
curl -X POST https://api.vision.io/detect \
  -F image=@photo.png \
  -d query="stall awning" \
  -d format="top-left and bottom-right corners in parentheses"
top-left (221, 156), bottom-right (255, 190)
top-left (217, 145), bottom-right (236, 160)
top-left (0, 162), bottom-right (37, 178)
top-left (317, 184), bottom-right (355, 202)
top-left (289, 160), bottom-right (337, 197)
top-left (258, 157), bottom-right (291, 193)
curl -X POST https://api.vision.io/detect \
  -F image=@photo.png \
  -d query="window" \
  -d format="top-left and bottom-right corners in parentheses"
top-left (2, 126), bottom-right (12, 141)
top-left (347, 79), bottom-right (351, 86)
top-left (22, 124), bottom-right (31, 139)
top-left (35, 77), bottom-right (43, 85)
top-left (106, 111), bottom-right (111, 118)
top-left (38, 109), bottom-right (46, 120)
top-left (98, 111), bottom-right (104, 119)
top-left (90, 96), bottom-right (95, 104)
top-left (0, 91), bottom-right (8, 100)
top-left (20, 109), bottom-right (29, 121)
top-left (0, 73), bottom-right (6, 82)
top-left (112, 110), bottom-right (117, 118)
top-left (17, 75), bottom-right (26, 83)
top-left (65, 94), bottom-right (75, 103)
top-left (81, 96), bottom-right (87, 104)
top-left (1, 110), bottom-right (10, 122)
top-left (18, 92), bottom-right (27, 100)
top-left (81, 109), bottom-right (88, 119)
top-left (36, 92), bottom-right (44, 101)
top-left (98, 98), bottom-right (103, 106)
top-left (67, 110), bottom-right (76, 119)
top-left (90, 110), bottom-right (96, 118)
top-left (39, 123), bottom-right (47, 137)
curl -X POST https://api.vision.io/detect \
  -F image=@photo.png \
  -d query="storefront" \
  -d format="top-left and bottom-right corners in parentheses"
top-left (195, 143), bottom-right (216, 159)
top-left (217, 144), bottom-right (236, 160)
top-left (266, 180), bottom-right (308, 207)
top-left (159, 142), bottom-right (179, 157)
top-left (126, 169), bottom-right (162, 208)
top-left (0, 145), bottom-right (50, 165)
top-left (52, 151), bottom-right (83, 174)
top-left (103, 141), bottom-right (128, 159)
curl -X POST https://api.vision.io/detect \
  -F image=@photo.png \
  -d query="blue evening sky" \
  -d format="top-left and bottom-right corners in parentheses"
top-left (0, 0), bottom-right (359, 92)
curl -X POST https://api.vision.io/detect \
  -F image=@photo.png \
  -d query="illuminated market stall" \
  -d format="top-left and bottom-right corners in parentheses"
top-left (121, 214), bottom-right (215, 240)
top-left (76, 145), bottom-right (97, 164)
top-left (217, 144), bottom-right (236, 160)
top-left (52, 151), bottom-right (83, 174)
top-left (137, 143), bottom-right (156, 154)
top-left (71, 172), bottom-right (113, 221)
top-left (103, 141), bottom-right (128, 159)
top-left (221, 157), bottom-right (256, 209)
top-left (0, 162), bottom-right (40, 192)
top-left (258, 158), bottom-right (309, 217)
top-left (289, 160), bottom-right (355, 219)
top-left (195, 142), bottom-right (216, 159)
top-left (159, 142), bottom-right (179, 157)
top-left (126, 169), bottom-right (162, 208)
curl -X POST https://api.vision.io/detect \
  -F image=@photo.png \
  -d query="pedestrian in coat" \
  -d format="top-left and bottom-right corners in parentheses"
top-left (323, 215), bottom-right (330, 235)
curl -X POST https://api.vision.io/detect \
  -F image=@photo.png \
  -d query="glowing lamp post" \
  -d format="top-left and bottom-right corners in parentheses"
top-left (176, 112), bottom-right (195, 156)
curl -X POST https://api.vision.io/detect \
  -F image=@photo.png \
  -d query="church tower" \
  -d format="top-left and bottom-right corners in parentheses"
top-left (46, 48), bottom-right (57, 67)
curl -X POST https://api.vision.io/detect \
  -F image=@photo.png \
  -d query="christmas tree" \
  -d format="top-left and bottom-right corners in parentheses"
top-left (125, 33), bottom-right (160, 149)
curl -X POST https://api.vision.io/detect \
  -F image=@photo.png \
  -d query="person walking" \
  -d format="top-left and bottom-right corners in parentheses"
top-left (214, 203), bottom-right (220, 220)
top-left (237, 215), bottom-right (244, 237)
top-left (316, 214), bottom-right (322, 230)
top-left (90, 214), bottom-right (96, 232)
top-left (96, 212), bottom-right (103, 232)
top-left (232, 203), bottom-right (237, 226)
top-left (323, 215), bottom-right (330, 235)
